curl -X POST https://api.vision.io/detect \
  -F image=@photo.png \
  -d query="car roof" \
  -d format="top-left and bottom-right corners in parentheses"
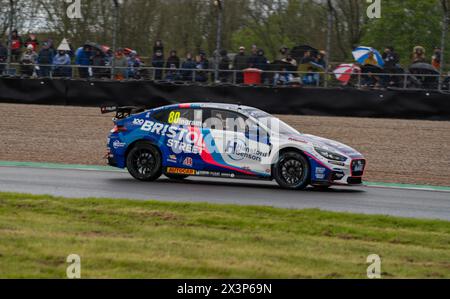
top-left (153, 103), bottom-right (262, 115)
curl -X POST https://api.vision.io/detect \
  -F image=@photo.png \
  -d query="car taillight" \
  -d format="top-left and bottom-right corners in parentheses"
top-left (111, 125), bottom-right (127, 133)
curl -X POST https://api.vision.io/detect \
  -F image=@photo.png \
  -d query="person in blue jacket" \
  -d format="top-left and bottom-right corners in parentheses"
top-left (52, 49), bottom-right (71, 78)
top-left (75, 45), bottom-right (92, 78)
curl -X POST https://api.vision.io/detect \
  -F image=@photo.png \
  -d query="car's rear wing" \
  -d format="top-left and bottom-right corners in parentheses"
top-left (101, 106), bottom-right (147, 120)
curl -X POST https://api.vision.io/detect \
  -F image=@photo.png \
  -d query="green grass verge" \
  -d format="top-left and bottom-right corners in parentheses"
top-left (0, 192), bottom-right (449, 279)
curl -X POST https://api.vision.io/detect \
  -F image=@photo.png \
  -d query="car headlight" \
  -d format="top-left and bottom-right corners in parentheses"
top-left (314, 147), bottom-right (347, 162)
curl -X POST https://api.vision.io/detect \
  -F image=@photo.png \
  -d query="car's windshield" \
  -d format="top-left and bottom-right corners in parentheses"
top-left (243, 108), bottom-right (301, 135)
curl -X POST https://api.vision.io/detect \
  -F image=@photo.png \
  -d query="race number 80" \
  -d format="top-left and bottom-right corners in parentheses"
top-left (168, 111), bottom-right (181, 124)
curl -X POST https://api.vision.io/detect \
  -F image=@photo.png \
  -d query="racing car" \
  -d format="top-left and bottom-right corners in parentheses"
top-left (104, 103), bottom-right (366, 190)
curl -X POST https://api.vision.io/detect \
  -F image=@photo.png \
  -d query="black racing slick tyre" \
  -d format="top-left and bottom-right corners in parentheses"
top-left (165, 174), bottom-right (190, 180)
top-left (126, 142), bottom-right (162, 182)
top-left (273, 152), bottom-right (310, 190)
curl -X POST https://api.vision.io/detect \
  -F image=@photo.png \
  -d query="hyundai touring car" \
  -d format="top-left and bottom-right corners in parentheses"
top-left (104, 103), bottom-right (366, 190)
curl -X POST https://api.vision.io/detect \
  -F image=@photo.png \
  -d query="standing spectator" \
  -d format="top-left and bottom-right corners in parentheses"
top-left (20, 44), bottom-right (37, 77)
top-left (37, 42), bottom-right (54, 77)
top-left (75, 45), bottom-right (92, 79)
top-left (233, 46), bottom-right (249, 84)
top-left (181, 52), bottom-right (196, 81)
top-left (253, 49), bottom-right (268, 70)
top-left (166, 50), bottom-right (180, 69)
top-left (382, 46), bottom-right (400, 87)
top-left (218, 50), bottom-right (231, 83)
top-left (316, 51), bottom-right (327, 69)
top-left (195, 51), bottom-right (209, 83)
top-left (152, 49), bottom-right (165, 80)
top-left (0, 41), bottom-right (7, 75)
top-left (127, 51), bottom-right (142, 79)
top-left (52, 49), bottom-right (71, 78)
top-left (253, 49), bottom-right (269, 83)
top-left (412, 46), bottom-right (426, 63)
top-left (24, 34), bottom-right (39, 51)
top-left (10, 30), bottom-right (23, 62)
top-left (112, 48), bottom-right (128, 80)
top-left (247, 44), bottom-right (259, 67)
top-left (432, 47), bottom-right (441, 70)
top-left (92, 49), bottom-right (106, 79)
top-left (382, 47), bottom-right (400, 68)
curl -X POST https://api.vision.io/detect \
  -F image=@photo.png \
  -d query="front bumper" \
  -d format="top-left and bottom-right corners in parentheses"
top-left (312, 158), bottom-right (366, 186)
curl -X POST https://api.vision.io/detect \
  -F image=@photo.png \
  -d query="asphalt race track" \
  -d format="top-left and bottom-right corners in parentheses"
top-left (1, 166), bottom-right (449, 221)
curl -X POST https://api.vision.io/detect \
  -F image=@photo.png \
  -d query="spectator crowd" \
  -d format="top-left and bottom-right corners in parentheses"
top-left (0, 30), bottom-right (447, 90)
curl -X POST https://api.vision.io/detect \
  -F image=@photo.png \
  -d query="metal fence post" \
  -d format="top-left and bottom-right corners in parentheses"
top-left (6, 0), bottom-right (14, 73)
top-left (214, 0), bottom-right (223, 83)
top-left (111, 0), bottom-right (120, 80)
top-left (324, 0), bottom-right (333, 88)
top-left (439, 0), bottom-right (449, 91)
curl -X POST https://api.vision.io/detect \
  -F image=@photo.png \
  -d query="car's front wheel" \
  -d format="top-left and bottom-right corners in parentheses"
top-left (273, 152), bottom-right (310, 190)
top-left (126, 142), bottom-right (162, 182)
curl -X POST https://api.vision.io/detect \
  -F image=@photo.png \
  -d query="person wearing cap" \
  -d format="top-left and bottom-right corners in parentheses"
top-left (233, 46), bottom-right (248, 84)
top-left (20, 44), bottom-right (38, 77)
top-left (37, 41), bottom-right (55, 77)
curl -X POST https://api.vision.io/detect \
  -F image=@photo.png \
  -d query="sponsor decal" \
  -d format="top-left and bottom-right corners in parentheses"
top-left (166, 167), bottom-right (196, 175)
top-left (133, 119), bottom-right (145, 126)
top-left (112, 140), bottom-right (126, 149)
top-left (183, 157), bottom-right (193, 167)
top-left (141, 121), bottom-right (204, 155)
top-left (315, 167), bottom-right (327, 180)
top-left (195, 171), bottom-right (235, 178)
top-left (225, 140), bottom-right (269, 162)
top-left (167, 155), bottom-right (178, 163)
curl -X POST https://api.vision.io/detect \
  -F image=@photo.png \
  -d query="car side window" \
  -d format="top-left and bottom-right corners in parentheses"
top-left (203, 109), bottom-right (247, 133)
top-left (153, 109), bottom-right (202, 127)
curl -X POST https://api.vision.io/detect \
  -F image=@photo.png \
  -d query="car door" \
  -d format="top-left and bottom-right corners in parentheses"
top-left (201, 108), bottom-right (272, 178)
top-left (152, 108), bottom-right (205, 173)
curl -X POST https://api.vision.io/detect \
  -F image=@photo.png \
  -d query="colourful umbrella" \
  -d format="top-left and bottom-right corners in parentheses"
top-left (333, 64), bottom-right (361, 83)
top-left (352, 46), bottom-right (384, 67)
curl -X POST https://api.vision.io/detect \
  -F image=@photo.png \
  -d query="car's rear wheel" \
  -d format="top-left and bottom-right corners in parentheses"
top-left (126, 142), bottom-right (162, 182)
top-left (165, 174), bottom-right (190, 180)
top-left (273, 152), bottom-right (310, 190)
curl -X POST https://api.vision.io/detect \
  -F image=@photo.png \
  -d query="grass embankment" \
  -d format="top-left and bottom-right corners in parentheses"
top-left (0, 192), bottom-right (449, 279)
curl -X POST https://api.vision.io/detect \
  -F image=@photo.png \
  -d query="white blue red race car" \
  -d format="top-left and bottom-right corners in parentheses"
top-left (104, 103), bottom-right (366, 190)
